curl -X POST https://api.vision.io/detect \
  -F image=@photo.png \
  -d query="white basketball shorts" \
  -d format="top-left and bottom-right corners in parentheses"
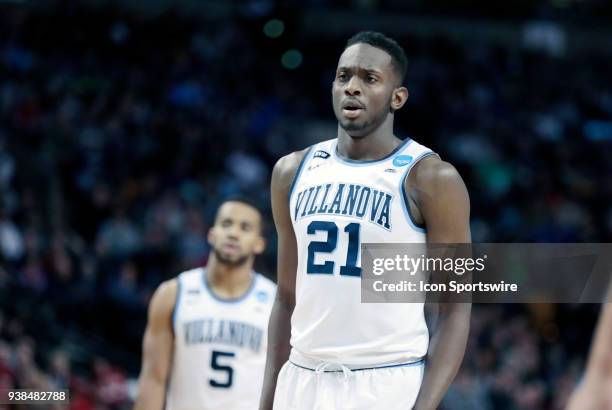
top-left (273, 359), bottom-right (425, 410)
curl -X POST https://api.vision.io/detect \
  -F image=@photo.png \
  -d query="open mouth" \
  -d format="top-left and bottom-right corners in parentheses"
top-left (222, 243), bottom-right (240, 252)
top-left (342, 105), bottom-right (363, 119)
top-left (342, 101), bottom-right (364, 119)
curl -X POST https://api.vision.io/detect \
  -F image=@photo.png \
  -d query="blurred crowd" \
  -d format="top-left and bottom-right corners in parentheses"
top-left (0, 3), bottom-right (610, 409)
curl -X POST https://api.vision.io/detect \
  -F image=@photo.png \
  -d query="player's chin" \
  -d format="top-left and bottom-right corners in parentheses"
top-left (220, 252), bottom-right (251, 266)
top-left (341, 116), bottom-right (364, 128)
top-left (216, 250), bottom-right (239, 263)
top-left (341, 121), bottom-right (370, 136)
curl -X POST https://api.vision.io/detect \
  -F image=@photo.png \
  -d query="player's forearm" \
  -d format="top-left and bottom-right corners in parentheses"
top-left (259, 294), bottom-right (293, 410)
top-left (567, 303), bottom-right (612, 410)
top-left (579, 288), bottom-right (612, 395)
top-left (583, 303), bottom-right (612, 381)
top-left (413, 303), bottom-right (471, 410)
top-left (133, 377), bottom-right (166, 410)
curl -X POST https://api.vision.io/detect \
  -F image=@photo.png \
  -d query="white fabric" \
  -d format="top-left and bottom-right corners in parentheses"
top-left (273, 360), bottom-right (425, 410)
top-left (166, 267), bottom-right (276, 410)
top-left (289, 138), bottom-right (436, 367)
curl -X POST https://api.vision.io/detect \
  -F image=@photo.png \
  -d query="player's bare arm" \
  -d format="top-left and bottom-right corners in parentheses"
top-left (567, 283), bottom-right (612, 410)
top-left (408, 156), bottom-right (472, 410)
top-left (259, 149), bottom-right (308, 410)
top-left (134, 279), bottom-right (177, 410)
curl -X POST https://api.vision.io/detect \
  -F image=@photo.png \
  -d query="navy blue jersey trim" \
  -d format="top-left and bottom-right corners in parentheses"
top-left (400, 151), bottom-right (439, 232)
top-left (172, 277), bottom-right (182, 335)
top-left (288, 147), bottom-right (314, 201)
top-left (202, 268), bottom-right (258, 303)
top-left (332, 137), bottom-right (413, 165)
top-left (289, 358), bottom-right (425, 372)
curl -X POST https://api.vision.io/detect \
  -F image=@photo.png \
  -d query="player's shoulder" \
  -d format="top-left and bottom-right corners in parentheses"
top-left (412, 155), bottom-right (464, 189)
top-left (271, 148), bottom-right (312, 198)
top-left (148, 277), bottom-right (179, 318)
top-left (272, 139), bottom-right (334, 181)
top-left (272, 147), bottom-right (311, 182)
top-left (155, 278), bottom-right (179, 300)
top-left (151, 267), bottom-right (203, 308)
top-left (410, 155), bottom-right (470, 209)
top-left (176, 266), bottom-right (204, 283)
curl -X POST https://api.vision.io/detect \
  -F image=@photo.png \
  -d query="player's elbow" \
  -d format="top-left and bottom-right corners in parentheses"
top-left (137, 366), bottom-right (165, 389)
top-left (439, 301), bottom-right (472, 319)
top-left (134, 374), bottom-right (166, 410)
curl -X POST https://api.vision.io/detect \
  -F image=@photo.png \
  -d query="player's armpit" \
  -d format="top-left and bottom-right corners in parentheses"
top-left (133, 279), bottom-right (177, 410)
top-left (259, 149), bottom-right (307, 410)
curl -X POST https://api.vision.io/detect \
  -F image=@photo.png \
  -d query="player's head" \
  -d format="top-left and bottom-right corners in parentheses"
top-left (332, 31), bottom-right (409, 137)
top-left (207, 197), bottom-right (265, 267)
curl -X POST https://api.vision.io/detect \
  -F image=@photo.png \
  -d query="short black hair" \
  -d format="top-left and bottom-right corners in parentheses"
top-left (215, 195), bottom-right (264, 233)
top-left (345, 31), bottom-right (408, 85)
top-left (220, 195), bottom-right (261, 213)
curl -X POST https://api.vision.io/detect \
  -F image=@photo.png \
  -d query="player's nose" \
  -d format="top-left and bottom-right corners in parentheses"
top-left (225, 224), bottom-right (240, 238)
top-left (344, 76), bottom-right (362, 96)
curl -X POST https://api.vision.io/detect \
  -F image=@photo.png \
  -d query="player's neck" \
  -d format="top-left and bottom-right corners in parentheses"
top-left (336, 122), bottom-right (400, 161)
top-left (205, 256), bottom-right (254, 299)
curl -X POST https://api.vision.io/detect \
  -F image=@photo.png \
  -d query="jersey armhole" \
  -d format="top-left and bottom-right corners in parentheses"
top-left (400, 151), bottom-right (440, 233)
top-left (171, 276), bottom-right (182, 337)
top-left (288, 146), bottom-right (314, 202)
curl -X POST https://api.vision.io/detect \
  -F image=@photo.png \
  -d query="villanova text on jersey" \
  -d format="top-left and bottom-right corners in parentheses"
top-left (293, 183), bottom-right (393, 230)
top-left (183, 318), bottom-right (263, 354)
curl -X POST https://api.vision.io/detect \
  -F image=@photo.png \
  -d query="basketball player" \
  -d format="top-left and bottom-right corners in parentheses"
top-left (134, 198), bottom-right (276, 410)
top-left (260, 31), bottom-right (471, 410)
top-left (566, 284), bottom-right (612, 410)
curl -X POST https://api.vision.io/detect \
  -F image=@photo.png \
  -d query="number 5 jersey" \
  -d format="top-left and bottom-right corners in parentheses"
top-left (167, 268), bottom-right (276, 410)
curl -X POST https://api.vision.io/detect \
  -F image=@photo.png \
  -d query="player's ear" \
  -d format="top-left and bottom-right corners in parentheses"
top-left (207, 227), bottom-right (216, 246)
top-left (253, 235), bottom-right (266, 255)
top-left (390, 86), bottom-right (408, 111)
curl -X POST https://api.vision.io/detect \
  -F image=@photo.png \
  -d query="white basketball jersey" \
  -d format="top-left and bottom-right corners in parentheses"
top-left (166, 267), bottom-right (276, 410)
top-left (288, 137), bottom-right (436, 368)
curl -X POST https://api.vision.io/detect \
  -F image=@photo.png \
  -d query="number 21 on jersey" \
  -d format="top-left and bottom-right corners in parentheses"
top-left (306, 220), bottom-right (361, 277)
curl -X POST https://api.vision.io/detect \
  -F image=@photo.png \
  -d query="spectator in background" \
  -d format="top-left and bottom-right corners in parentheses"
top-left (93, 357), bottom-right (129, 408)
top-left (0, 341), bottom-right (15, 390)
top-left (46, 349), bottom-right (71, 391)
top-left (176, 206), bottom-right (209, 269)
top-left (0, 200), bottom-right (24, 262)
top-left (96, 208), bottom-right (141, 258)
top-left (107, 260), bottom-right (146, 311)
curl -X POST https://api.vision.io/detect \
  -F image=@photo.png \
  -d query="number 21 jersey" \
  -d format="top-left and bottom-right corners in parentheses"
top-left (289, 137), bottom-right (436, 368)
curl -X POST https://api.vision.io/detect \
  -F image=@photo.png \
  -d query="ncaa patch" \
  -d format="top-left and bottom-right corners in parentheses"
top-left (256, 290), bottom-right (269, 302)
top-left (392, 155), bottom-right (413, 167)
top-left (313, 150), bottom-right (330, 159)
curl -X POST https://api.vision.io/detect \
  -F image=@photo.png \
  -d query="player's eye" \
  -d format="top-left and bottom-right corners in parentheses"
top-left (241, 223), bottom-right (252, 232)
top-left (221, 220), bottom-right (232, 228)
top-left (337, 73), bottom-right (348, 82)
top-left (366, 75), bottom-right (377, 83)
